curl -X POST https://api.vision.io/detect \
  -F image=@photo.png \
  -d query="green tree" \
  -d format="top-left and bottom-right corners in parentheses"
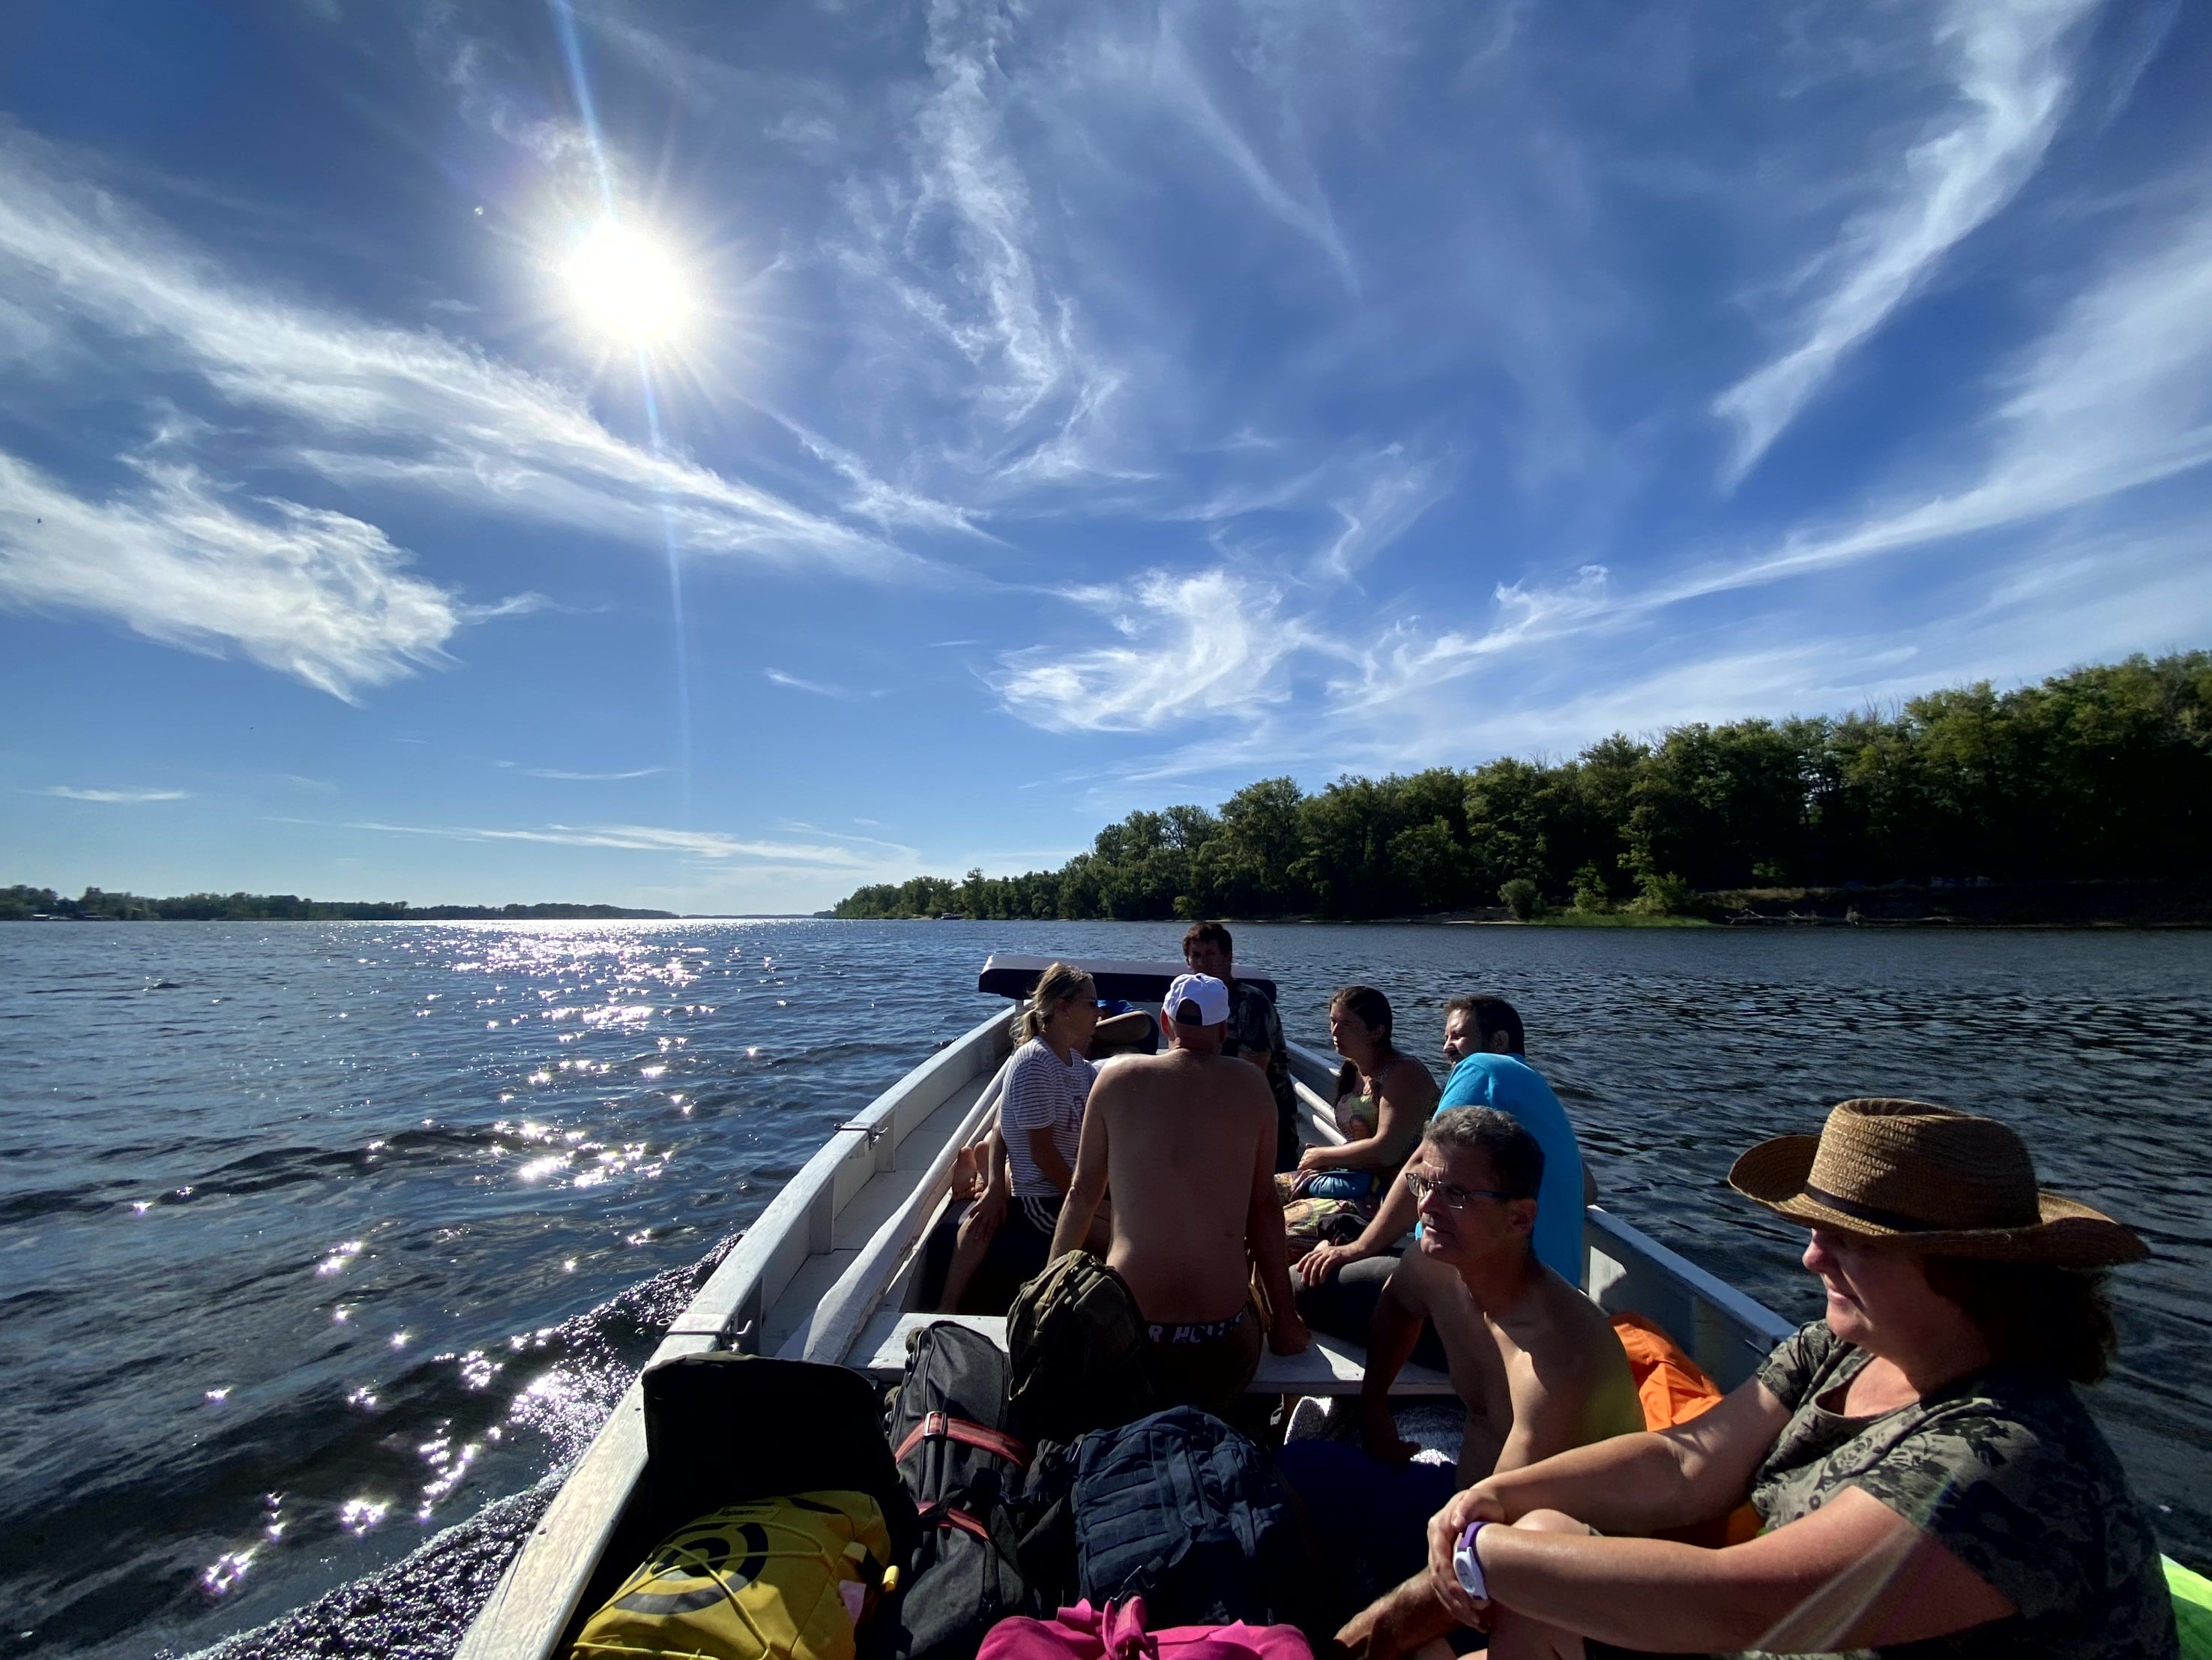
top-left (1498, 877), bottom-right (1545, 921)
top-left (825, 652), bottom-right (2212, 921)
top-left (1570, 862), bottom-right (1612, 913)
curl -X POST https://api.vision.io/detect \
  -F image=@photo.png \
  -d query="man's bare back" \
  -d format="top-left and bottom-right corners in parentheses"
top-left (1052, 980), bottom-right (1307, 1368)
top-left (1091, 1047), bottom-right (1274, 1322)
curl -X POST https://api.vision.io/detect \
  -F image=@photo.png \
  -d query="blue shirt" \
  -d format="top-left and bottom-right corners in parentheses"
top-left (1436, 1052), bottom-right (1585, 1283)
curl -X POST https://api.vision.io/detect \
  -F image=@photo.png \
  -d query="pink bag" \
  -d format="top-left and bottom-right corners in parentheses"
top-left (977, 1599), bottom-right (1311, 1660)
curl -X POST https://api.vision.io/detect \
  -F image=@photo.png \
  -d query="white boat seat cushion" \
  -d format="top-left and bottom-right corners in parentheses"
top-left (851, 1311), bottom-right (1456, 1395)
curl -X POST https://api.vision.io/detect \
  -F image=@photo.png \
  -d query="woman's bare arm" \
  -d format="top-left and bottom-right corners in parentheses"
top-left (1303, 1059), bottom-right (1438, 1171)
top-left (1025, 1124), bottom-right (1076, 1194)
top-left (1090, 1009), bottom-right (1154, 1051)
top-left (1462, 1488), bottom-right (2013, 1653)
top-left (1457, 1372), bottom-right (1791, 1536)
top-left (1363, 1056), bottom-right (1438, 1167)
top-left (1047, 1100), bottom-right (1110, 1260)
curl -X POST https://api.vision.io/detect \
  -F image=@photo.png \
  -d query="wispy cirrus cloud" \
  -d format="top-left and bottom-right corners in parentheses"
top-left (1327, 565), bottom-right (1614, 716)
top-left (0, 451), bottom-right (460, 700)
top-left (326, 818), bottom-right (901, 867)
top-left (993, 568), bottom-right (1313, 733)
top-left (908, 0), bottom-right (1078, 425)
top-left (764, 668), bottom-right (865, 700)
top-left (39, 785), bottom-right (191, 803)
top-left (0, 127), bottom-right (923, 583)
top-left (1140, 10), bottom-right (1357, 292)
top-left (1311, 448), bottom-right (1450, 580)
top-left (1713, 0), bottom-right (2102, 484)
top-left (1003, 148), bottom-right (2212, 767)
top-left (476, 824), bottom-right (876, 863)
top-left (507, 766), bottom-right (666, 781)
top-left (1320, 166), bottom-right (2212, 737)
top-left (1674, 180), bottom-right (2212, 603)
top-left (825, 0), bottom-right (1134, 492)
top-left (770, 413), bottom-right (992, 537)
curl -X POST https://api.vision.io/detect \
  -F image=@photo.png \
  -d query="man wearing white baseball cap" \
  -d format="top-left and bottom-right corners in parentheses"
top-left (1052, 971), bottom-right (1310, 1410)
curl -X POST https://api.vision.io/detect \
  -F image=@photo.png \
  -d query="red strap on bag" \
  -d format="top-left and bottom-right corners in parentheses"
top-left (896, 1410), bottom-right (1031, 1470)
top-left (926, 1505), bottom-right (992, 1541)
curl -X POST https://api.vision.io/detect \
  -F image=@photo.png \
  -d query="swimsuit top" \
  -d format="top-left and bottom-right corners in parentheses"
top-left (1336, 1087), bottom-right (1378, 1141)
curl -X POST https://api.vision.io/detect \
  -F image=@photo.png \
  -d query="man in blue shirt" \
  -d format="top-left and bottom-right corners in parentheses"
top-left (1295, 993), bottom-right (1591, 1350)
top-left (1426, 995), bottom-right (1585, 1281)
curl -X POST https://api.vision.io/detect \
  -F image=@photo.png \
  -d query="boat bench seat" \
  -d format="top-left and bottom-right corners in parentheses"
top-left (851, 1310), bottom-right (1456, 1395)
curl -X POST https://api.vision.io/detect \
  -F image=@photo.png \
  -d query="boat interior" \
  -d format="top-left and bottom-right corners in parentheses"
top-left (458, 954), bottom-right (1798, 1660)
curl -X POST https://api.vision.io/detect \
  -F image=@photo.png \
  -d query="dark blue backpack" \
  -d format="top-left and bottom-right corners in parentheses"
top-left (1064, 1407), bottom-right (1307, 1629)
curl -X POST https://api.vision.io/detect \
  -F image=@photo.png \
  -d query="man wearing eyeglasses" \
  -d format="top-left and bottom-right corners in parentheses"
top-left (1280, 1107), bottom-right (1639, 1660)
top-left (1295, 992), bottom-right (1591, 1374)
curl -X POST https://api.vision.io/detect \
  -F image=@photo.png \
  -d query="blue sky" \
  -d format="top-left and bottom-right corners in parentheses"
top-left (1, 0), bottom-right (2208, 914)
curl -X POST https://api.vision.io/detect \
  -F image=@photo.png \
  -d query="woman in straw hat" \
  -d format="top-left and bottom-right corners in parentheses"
top-left (1417, 1098), bottom-right (2177, 1660)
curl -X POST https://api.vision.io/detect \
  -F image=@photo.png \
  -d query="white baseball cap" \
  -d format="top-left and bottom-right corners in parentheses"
top-left (1160, 972), bottom-right (1231, 1027)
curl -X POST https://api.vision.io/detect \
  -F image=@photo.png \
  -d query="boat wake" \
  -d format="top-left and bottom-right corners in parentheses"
top-left (160, 1236), bottom-right (739, 1660)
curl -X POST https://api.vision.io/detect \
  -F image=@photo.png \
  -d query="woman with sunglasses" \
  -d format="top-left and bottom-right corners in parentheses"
top-left (1422, 1099), bottom-right (2177, 1660)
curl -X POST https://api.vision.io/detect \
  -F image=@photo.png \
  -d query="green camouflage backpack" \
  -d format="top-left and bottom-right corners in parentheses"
top-left (1004, 1251), bottom-right (1157, 1447)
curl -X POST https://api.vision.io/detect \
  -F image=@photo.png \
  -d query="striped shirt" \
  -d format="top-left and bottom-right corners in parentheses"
top-left (1001, 1037), bottom-right (1095, 1198)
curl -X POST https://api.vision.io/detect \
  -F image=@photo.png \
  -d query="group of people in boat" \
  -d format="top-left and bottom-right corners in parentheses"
top-left (937, 924), bottom-right (2180, 1660)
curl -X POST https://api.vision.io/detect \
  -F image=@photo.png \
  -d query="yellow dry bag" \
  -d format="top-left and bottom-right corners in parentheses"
top-left (570, 1490), bottom-right (893, 1660)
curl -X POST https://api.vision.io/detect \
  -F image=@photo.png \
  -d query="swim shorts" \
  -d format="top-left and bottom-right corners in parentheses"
top-left (1140, 1300), bottom-right (1263, 1414)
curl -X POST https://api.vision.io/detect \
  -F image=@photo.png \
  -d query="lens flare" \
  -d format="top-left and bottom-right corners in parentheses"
top-left (560, 220), bottom-right (694, 348)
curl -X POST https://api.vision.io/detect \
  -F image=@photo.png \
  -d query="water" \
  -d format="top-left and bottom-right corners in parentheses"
top-left (0, 920), bottom-right (2205, 1658)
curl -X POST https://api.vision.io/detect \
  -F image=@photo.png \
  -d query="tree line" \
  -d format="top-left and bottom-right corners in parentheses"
top-left (832, 652), bottom-right (2212, 921)
top-left (0, 887), bottom-right (675, 921)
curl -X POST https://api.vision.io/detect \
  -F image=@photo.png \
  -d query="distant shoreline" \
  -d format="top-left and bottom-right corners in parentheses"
top-left (1, 885), bottom-right (680, 922)
top-left (812, 879), bottom-right (2212, 930)
top-left (2, 911), bottom-right (697, 921)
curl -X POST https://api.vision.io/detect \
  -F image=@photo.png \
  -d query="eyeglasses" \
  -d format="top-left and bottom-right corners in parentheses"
top-left (1403, 1171), bottom-right (1516, 1211)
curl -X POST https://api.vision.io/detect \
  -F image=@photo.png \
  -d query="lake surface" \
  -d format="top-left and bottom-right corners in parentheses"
top-left (0, 919), bottom-right (2205, 1659)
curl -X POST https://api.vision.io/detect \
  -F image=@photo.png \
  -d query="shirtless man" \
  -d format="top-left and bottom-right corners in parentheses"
top-left (1050, 972), bottom-right (1310, 1410)
top-left (1280, 1107), bottom-right (1639, 1659)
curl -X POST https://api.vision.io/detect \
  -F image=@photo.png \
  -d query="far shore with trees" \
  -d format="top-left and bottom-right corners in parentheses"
top-left (0, 888), bottom-right (675, 922)
top-left (832, 652), bottom-right (2212, 928)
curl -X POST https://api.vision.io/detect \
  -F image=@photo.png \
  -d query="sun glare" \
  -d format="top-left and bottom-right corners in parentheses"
top-left (560, 220), bottom-right (695, 349)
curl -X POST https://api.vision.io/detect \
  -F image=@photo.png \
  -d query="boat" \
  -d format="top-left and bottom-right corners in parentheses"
top-left (452, 953), bottom-right (2170, 1660)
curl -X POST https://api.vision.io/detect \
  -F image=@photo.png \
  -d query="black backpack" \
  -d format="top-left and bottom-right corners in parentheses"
top-left (1061, 1407), bottom-right (1307, 1629)
top-left (887, 1322), bottom-right (1038, 1660)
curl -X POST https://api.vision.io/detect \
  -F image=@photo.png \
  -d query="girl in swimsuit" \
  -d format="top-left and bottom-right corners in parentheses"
top-left (1291, 984), bottom-right (1438, 1203)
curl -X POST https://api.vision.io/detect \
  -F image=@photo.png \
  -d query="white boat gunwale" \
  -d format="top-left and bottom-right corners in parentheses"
top-left (458, 960), bottom-right (1803, 1660)
top-left (459, 1005), bottom-right (1013, 1660)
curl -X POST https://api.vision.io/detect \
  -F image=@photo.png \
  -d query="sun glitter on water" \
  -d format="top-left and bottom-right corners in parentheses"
top-left (558, 219), bottom-right (695, 350)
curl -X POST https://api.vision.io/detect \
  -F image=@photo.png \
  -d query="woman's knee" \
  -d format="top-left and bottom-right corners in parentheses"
top-left (1488, 1605), bottom-right (1582, 1660)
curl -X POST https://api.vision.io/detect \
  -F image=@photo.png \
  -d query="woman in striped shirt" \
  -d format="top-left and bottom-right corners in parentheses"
top-left (937, 962), bottom-right (1112, 1311)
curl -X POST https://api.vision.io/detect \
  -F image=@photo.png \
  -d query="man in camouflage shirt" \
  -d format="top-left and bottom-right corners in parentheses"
top-left (1181, 921), bottom-right (1298, 1171)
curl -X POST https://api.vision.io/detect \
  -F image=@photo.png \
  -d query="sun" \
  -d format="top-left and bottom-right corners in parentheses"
top-left (560, 219), bottom-right (696, 350)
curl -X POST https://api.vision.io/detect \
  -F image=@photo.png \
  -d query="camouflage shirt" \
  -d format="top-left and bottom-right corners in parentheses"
top-left (1221, 978), bottom-right (1298, 1173)
top-left (1741, 1321), bottom-right (2178, 1660)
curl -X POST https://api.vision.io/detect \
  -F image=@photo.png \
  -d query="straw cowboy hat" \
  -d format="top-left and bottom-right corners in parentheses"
top-left (1729, 1097), bottom-right (2146, 1267)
